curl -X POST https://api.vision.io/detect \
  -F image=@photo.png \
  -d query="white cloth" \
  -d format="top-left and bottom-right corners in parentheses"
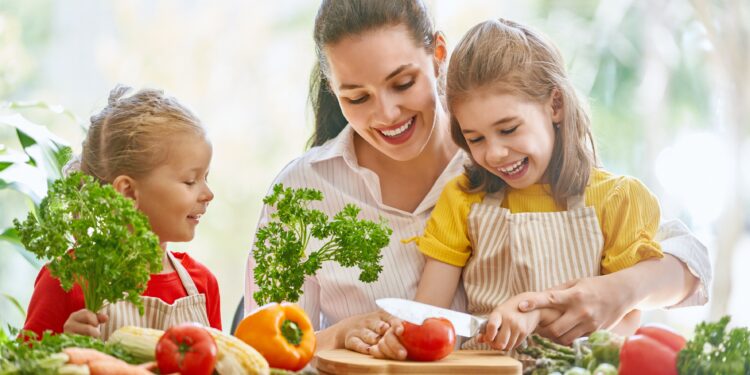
top-left (244, 125), bottom-right (710, 329)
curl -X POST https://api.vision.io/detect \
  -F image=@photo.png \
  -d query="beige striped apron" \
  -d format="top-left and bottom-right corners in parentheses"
top-left (98, 251), bottom-right (210, 340)
top-left (462, 189), bottom-right (603, 350)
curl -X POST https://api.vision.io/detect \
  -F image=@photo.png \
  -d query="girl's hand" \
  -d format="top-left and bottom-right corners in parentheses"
top-left (480, 294), bottom-right (541, 351)
top-left (63, 309), bottom-right (108, 338)
top-left (369, 321), bottom-right (407, 360)
top-left (517, 276), bottom-right (630, 344)
top-left (342, 310), bottom-right (395, 354)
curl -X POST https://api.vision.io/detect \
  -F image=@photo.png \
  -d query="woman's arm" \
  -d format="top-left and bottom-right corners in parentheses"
top-left (518, 254), bottom-right (699, 344)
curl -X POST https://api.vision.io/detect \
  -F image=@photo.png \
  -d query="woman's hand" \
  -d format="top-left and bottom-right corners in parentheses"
top-left (341, 310), bottom-right (397, 354)
top-left (517, 275), bottom-right (632, 345)
top-left (63, 308), bottom-right (108, 338)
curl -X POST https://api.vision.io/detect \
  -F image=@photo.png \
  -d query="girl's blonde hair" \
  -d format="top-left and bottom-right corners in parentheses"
top-left (447, 18), bottom-right (597, 206)
top-left (81, 85), bottom-right (204, 184)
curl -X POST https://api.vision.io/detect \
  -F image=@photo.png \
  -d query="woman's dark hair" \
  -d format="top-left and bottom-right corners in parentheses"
top-left (308, 0), bottom-right (436, 147)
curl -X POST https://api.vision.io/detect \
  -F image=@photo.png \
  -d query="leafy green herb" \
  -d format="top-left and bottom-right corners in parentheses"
top-left (677, 315), bottom-right (750, 375)
top-left (252, 184), bottom-right (392, 305)
top-left (12, 172), bottom-right (163, 314)
top-left (0, 327), bottom-right (136, 374)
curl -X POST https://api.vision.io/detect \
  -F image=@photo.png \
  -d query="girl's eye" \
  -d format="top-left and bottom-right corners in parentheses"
top-left (500, 125), bottom-right (520, 135)
top-left (466, 136), bottom-right (484, 144)
top-left (185, 181), bottom-right (196, 186)
top-left (395, 79), bottom-right (415, 91)
top-left (346, 95), bottom-right (369, 105)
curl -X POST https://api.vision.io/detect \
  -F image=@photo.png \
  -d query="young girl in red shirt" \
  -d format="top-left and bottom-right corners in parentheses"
top-left (23, 85), bottom-right (221, 340)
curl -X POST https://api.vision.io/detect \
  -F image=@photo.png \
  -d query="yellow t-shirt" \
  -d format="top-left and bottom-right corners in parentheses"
top-left (412, 168), bottom-right (663, 274)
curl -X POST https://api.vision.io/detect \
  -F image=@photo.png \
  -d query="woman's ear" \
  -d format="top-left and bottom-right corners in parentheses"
top-left (112, 175), bottom-right (138, 207)
top-left (433, 31), bottom-right (447, 75)
top-left (550, 88), bottom-right (564, 124)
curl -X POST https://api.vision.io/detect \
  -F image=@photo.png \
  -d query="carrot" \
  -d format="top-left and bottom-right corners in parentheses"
top-left (87, 359), bottom-right (153, 375)
top-left (63, 347), bottom-right (117, 365)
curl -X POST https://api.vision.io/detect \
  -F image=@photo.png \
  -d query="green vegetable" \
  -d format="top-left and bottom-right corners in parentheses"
top-left (587, 330), bottom-right (621, 368)
top-left (677, 315), bottom-right (750, 375)
top-left (0, 327), bottom-right (136, 375)
top-left (252, 183), bottom-right (392, 305)
top-left (592, 363), bottom-right (617, 375)
top-left (520, 334), bottom-right (577, 375)
top-left (12, 172), bottom-right (163, 314)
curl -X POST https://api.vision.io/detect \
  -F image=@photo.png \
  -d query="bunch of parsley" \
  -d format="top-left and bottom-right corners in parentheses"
top-left (252, 184), bottom-right (392, 305)
top-left (677, 315), bottom-right (750, 375)
top-left (12, 172), bottom-right (162, 315)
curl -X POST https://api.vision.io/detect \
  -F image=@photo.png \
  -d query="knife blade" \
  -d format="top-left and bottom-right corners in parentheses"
top-left (376, 298), bottom-right (487, 338)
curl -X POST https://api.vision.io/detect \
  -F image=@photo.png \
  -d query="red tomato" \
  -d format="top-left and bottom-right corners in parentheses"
top-left (399, 318), bottom-right (456, 361)
top-left (619, 334), bottom-right (678, 375)
top-left (636, 324), bottom-right (686, 353)
top-left (156, 323), bottom-right (218, 375)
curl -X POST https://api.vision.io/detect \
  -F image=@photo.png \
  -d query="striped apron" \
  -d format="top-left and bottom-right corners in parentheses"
top-left (461, 189), bottom-right (603, 350)
top-left (98, 251), bottom-right (210, 341)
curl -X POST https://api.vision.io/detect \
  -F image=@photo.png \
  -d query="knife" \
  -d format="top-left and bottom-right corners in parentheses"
top-left (376, 298), bottom-right (487, 338)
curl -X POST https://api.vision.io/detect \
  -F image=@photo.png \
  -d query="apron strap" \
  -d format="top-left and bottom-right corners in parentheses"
top-left (481, 189), bottom-right (505, 206)
top-left (566, 193), bottom-right (586, 210)
top-left (166, 251), bottom-right (200, 296)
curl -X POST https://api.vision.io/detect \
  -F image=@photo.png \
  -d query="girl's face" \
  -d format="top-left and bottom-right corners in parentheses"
top-left (130, 133), bottom-right (214, 244)
top-left (454, 90), bottom-right (562, 189)
top-left (324, 24), bottom-right (444, 162)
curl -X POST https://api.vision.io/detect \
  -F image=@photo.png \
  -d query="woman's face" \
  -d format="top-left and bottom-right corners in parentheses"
top-left (324, 24), bottom-right (444, 162)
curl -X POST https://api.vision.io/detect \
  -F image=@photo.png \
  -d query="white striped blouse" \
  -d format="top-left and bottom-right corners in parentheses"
top-left (244, 125), bottom-right (710, 329)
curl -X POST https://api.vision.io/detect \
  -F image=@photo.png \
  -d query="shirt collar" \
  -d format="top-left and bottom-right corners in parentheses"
top-left (309, 125), bottom-right (359, 169)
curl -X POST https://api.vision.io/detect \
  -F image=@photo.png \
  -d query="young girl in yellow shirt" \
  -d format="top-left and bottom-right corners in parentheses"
top-left (374, 18), bottom-right (664, 358)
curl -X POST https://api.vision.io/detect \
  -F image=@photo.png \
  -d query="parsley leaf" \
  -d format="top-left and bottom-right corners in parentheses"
top-left (252, 184), bottom-right (392, 305)
top-left (677, 315), bottom-right (750, 375)
top-left (12, 172), bottom-right (163, 315)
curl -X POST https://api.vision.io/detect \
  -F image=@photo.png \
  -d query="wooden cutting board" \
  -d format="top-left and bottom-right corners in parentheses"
top-left (315, 349), bottom-right (521, 374)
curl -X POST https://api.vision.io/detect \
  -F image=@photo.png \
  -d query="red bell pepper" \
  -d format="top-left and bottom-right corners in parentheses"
top-left (619, 325), bottom-right (685, 375)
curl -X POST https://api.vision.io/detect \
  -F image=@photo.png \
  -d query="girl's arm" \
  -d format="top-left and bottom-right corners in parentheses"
top-left (414, 257), bottom-right (463, 308)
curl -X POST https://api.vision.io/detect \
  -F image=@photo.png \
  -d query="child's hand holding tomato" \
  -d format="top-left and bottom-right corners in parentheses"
top-left (371, 317), bottom-right (456, 361)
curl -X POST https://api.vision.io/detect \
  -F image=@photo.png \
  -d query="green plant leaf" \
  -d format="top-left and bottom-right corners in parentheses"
top-left (0, 113), bottom-right (70, 182)
top-left (0, 227), bottom-right (42, 268)
top-left (0, 292), bottom-right (26, 318)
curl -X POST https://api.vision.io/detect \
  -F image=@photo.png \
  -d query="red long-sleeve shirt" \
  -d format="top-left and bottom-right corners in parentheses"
top-left (23, 251), bottom-right (221, 337)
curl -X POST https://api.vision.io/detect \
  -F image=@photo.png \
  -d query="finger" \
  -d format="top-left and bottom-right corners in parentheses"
top-left (96, 312), bottom-right (109, 324)
top-left (537, 312), bottom-right (579, 340)
top-left (493, 322), bottom-right (511, 351)
top-left (520, 289), bottom-right (573, 312)
top-left (548, 278), bottom-right (578, 291)
top-left (65, 321), bottom-right (101, 338)
top-left (374, 336), bottom-right (399, 360)
top-left (345, 336), bottom-right (371, 354)
top-left (508, 330), bottom-right (523, 351)
top-left (73, 309), bottom-right (101, 326)
top-left (484, 312), bottom-right (502, 342)
top-left (370, 317), bottom-right (390, 335)
top-left (558, 323), bottom-right (595, 345)
top-left (356, 328), bottom-right (382, 346)
top-left (383, 330), bottom-right (407, 360)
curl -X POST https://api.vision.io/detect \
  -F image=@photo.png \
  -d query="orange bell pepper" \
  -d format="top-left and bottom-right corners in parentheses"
top-left (234, 302), bottom-right (316, 371)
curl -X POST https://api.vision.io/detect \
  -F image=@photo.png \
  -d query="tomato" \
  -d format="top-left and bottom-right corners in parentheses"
top-left (636, 324), bottom-right (686, 353)
top-left (399, 317), bottom-right (456, 361)
top-left (619, 334), bottom-right (678, 375)
top-left (156, 323), bottom-right (218, 375)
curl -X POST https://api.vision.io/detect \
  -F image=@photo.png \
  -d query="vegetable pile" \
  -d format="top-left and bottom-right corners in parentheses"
top-left (12, 172), bottom-right (163, 314)
top-left (0, 327), bottom-right (136, 374)
top-left (518, 316), bottom-right (750, 375)
top-left (252, 183), bottom-right (392, 305)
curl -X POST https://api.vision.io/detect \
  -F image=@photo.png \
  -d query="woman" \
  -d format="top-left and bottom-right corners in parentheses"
top-left (245, 0), bottom-right (710, 353)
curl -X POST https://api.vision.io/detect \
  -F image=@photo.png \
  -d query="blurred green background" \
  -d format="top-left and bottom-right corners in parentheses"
top-left (1, 0), bottom-right (748, 335)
